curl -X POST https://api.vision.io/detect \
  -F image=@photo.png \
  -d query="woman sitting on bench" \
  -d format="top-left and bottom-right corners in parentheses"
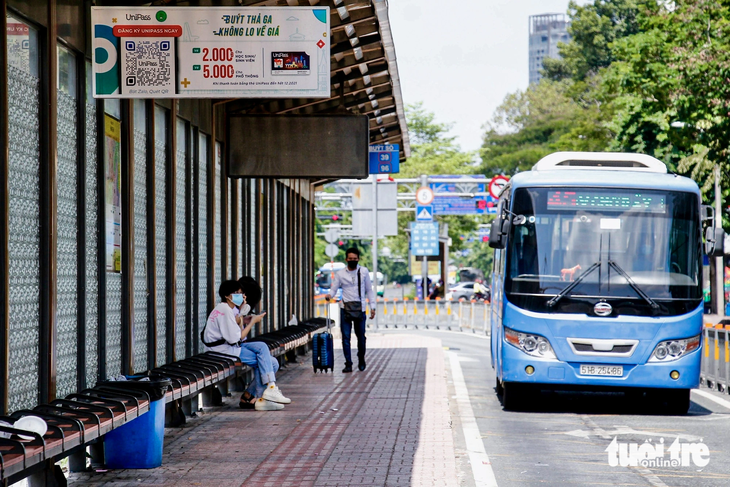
top-left (202, 280), bottom-right (291, 411)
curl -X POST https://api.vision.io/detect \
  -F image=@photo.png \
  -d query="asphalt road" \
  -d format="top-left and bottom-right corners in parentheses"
top-left (379, 329), bottom-right (730, 487)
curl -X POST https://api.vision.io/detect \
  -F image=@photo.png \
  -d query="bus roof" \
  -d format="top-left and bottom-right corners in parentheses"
top-left (532, 151), bottom-right (668, 173)
top-left (510, 153), bottom-right (700, 195)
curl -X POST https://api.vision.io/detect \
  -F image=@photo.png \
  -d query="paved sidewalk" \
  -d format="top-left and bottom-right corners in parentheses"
top-left (68, 334), bottom-right (459, 487)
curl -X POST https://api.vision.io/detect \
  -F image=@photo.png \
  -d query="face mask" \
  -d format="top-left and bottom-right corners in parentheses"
top-left (240, 304), bottom-right (251, 316)
top-left (347, 260), bottom-right (358, 270)
top-left (231, 294), bottom-right (244, 306)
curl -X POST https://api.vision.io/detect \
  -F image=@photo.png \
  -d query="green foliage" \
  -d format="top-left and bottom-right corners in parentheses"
top-left (544, 0), bottom-right (653, 81)
top-left (484, 0), bottom-right (730, 219)
top-left (387, 104), bottom-right (491, 278)
top-left (606, 0), bottom-right (730, 209)
top-left (480, 79), bottom-right (613, 175)
top-left (398, 102), bottom-right (477, 178)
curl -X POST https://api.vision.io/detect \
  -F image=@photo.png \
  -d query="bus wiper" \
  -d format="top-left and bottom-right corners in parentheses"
top-left (547, 262), bottom-right (601, 308)
top-left (607, 260), bottom-right (660, 311)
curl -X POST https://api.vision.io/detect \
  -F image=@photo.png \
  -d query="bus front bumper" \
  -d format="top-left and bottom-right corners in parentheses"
top-left (500, 344), bottom-right (701, 389)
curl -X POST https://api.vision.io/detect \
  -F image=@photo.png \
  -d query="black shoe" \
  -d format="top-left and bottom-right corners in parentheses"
top-left (358, 361), bottom-right (366, 371)
top-left (342, 365), bottom-right (353, 373)
top-left (239, 392), bottom-right (256, 409)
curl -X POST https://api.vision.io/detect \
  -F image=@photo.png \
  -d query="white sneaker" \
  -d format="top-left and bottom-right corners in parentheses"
top-left (254, 398), bottom-right (284, 411)
top-left (262, 384), bottom-right (291, 404)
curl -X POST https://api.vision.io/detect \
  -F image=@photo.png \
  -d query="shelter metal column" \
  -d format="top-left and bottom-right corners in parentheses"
top-left (0, 2), bottom-right (9, 414)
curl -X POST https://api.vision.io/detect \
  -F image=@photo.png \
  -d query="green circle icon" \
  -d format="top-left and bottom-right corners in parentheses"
top-left (156, 11), bottom-right (167, 22)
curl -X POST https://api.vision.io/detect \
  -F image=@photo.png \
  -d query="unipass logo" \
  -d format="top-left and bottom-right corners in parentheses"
top-left (94, 24), bottom-right (119, 95)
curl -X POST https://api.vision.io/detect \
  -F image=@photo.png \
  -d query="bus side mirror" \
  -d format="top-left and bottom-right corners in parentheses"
top-left (488, 218), bottom-right (511, 249)
top-left (705, 227), bottom-right (725, 257)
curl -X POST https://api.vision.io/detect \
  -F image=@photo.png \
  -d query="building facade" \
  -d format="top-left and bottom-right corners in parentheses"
top-left (528, 13), bottom-right (570, 84)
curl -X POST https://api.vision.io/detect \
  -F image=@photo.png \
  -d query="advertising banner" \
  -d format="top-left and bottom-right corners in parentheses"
top-left (91, 6), bottom-right (330, 98)
top-left (104, 115), bottom-right (122, 272)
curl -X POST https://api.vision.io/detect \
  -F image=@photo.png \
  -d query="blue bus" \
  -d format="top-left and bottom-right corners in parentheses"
top-left (488, 152), bottom-right (724, 413)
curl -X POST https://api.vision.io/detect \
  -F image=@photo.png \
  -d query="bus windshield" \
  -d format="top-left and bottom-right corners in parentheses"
top-left (505, 187), bottom-right (701, 316)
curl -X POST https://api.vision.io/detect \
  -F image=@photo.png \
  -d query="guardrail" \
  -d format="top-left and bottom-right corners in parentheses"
top-left (314, 298), bottom-right (491, 335)
top-left (701, 324), bottom-right (730, 392)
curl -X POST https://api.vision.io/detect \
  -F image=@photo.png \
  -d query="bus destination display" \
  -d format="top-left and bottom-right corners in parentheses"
top-left (546, 190), bottom-right (666, 213)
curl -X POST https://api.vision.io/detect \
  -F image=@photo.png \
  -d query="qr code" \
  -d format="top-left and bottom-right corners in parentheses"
top-left (121, 38), bottom-right (175, 95)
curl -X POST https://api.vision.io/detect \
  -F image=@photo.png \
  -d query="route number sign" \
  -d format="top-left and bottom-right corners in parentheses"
top-left (415, 186), bottom-right (434, 205)
top-left (369, 145), bottom-right (400, 174)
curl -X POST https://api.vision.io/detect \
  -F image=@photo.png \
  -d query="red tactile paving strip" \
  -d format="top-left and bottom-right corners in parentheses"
top-left (68, 336), bottom-right (456, 487)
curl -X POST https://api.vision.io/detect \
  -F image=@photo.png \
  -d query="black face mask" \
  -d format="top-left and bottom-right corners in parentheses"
top-left (347, 261), bottom-right (358, 270)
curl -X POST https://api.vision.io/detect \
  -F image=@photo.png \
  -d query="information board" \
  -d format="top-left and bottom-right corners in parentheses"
top-left (432, 196), bottom-right (497, 215)
top-left (430, 176), bottom-right (497, 215)
top-left (410, 222), bottom-right (440, 256)
top-left (91, 7), bottom-right (330, 98)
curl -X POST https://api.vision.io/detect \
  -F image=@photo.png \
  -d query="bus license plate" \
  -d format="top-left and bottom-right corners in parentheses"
top-left (579, 365), bottom-right (623, 377)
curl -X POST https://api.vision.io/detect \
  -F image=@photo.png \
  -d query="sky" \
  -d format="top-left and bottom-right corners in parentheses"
top-left (388, 0), bottom-right (590, 154)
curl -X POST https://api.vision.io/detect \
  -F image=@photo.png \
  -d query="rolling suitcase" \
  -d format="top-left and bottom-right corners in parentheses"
top-left (312, 301), bottom-right (334, 373)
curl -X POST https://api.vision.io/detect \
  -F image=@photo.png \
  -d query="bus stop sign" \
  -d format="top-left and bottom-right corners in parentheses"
top-left (369, 144), bottom-right (400, 174)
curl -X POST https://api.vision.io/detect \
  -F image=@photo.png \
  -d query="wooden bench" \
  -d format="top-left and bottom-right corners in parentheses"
top-left (0, 319), bottom-right (329, 486)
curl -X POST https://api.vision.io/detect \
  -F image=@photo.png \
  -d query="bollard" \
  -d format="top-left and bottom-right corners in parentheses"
top-left (423, 300), bottom-right (427, 328)
top-left (483, 302), bottom-right (488, 335)
top-left (400, 299), bottom-right (405, 328)
top-left (470, 300), bottom-right (476, 330)
top-left (725, 327), bottom-right (730, 391)
top-left (458, 300), bottom-right (463, 330)
top-left (703, 325), bottom-right (710, 386)
top-left (447, 299), bottom-right (452, 329)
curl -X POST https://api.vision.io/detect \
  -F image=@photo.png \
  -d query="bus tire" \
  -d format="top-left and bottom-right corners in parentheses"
top-left (495, 377), bottom-right (503, 396)
top-left (502, 382), bottom-right (526, 411)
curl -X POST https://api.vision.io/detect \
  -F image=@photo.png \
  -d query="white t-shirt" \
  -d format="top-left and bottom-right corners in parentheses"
top-left (203, 302), bottom-right (241, 357)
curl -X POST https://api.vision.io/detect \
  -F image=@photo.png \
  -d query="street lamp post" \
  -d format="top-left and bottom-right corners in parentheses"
top-left (715, 164), bottom-right (725, 316)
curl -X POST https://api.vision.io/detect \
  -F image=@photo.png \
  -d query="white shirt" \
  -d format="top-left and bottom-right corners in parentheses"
top-left (203, 302), bottom-right (241, 357)
top-left (329, 264), bottom-right (377, 309)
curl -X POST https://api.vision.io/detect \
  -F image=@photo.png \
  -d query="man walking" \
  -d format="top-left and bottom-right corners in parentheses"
top-left (326, 247), bottom-right (376, 372)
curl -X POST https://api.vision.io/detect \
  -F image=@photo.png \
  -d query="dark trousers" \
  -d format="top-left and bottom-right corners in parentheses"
top-left (340, 309), bottom-right (366, 366)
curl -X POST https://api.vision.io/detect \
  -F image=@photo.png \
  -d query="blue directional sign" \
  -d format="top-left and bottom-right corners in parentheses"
top-left (415, 205), bottom-right (433, 221)
top-left (369, 144), bottom-right (400, 174)
top-left (429, 175), bottom-right (497, 215)
top-left (410, 222), bottom-right (440, 256)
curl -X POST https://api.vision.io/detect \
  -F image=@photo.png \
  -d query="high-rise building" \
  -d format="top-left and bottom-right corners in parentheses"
top-left (529, 13), bottom-right (570, 84)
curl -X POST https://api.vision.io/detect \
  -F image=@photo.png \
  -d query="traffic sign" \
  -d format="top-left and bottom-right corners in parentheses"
top-left (325, 243), bottom-right (340, 258)
top-left (324, 228), bottom-right (340, 243)
top-left (488, 175), bottom-right (510, 199)
top-left (415, 186), bottom-right (434, 205)
top-left (410, 222), bottom-right (440, 256)
top-left (369, 144), bottom-right (400, 174)
top-left (416, 205), bottom-right (433, 221)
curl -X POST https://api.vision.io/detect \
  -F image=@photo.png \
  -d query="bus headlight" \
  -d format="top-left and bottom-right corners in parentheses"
top-left (649, 335), bottom-right (701, 362)
top-left (504, 327), bottom-right (556, 359)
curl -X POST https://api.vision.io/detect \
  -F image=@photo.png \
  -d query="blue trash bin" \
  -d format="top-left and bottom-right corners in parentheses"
top-left (103, 375), bottom-right (171, 469)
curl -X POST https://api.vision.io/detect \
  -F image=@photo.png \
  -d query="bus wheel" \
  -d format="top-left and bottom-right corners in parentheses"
top-left (502, 382), bottom-right (526, 411)
top-left (662, 389), bottom-right (691, 415)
